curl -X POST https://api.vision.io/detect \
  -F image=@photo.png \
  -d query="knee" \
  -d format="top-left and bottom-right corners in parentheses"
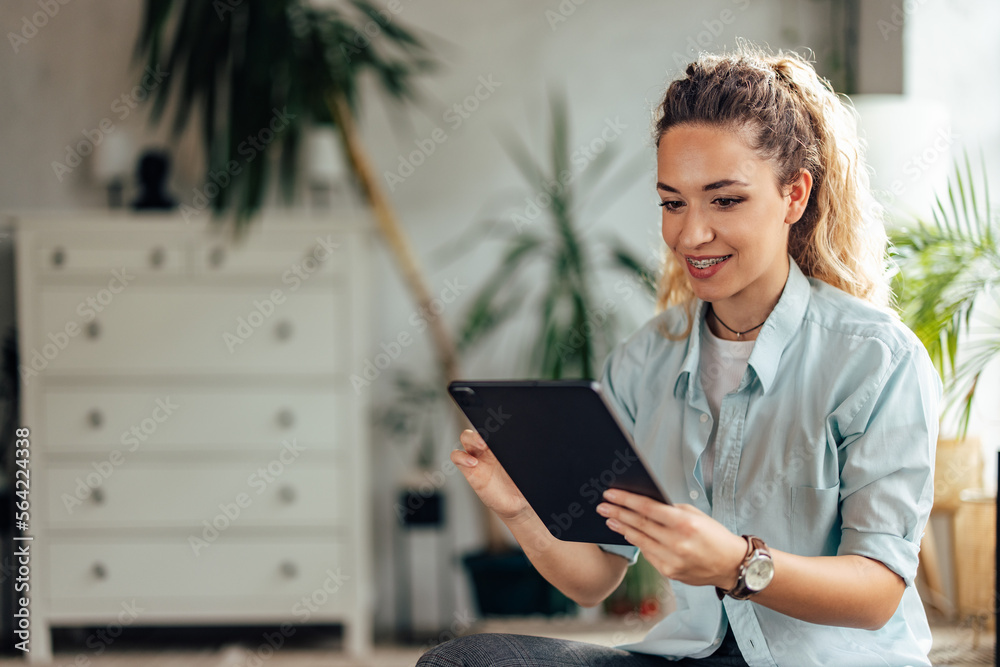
top-left (416, 633), bottom-right (509, 666)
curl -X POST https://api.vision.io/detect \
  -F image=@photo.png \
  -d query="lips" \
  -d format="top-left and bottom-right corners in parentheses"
top-left (686, 255), bottom-right (732, 269)
top-left (681, 253), bottom-right (732, 280)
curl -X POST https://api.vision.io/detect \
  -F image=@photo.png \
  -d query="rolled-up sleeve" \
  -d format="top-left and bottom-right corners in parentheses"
top-left (835, 343), bottom-right (941, 587)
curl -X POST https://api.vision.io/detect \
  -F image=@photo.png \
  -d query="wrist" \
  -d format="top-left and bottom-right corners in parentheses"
top-left (717, 534), bottom-right (751, 591)
top-left (717, 535), bottom-right (774, 600)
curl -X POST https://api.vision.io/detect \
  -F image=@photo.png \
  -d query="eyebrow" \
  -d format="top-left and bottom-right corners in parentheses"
top-left (656, 179), bottom-right (751, 193)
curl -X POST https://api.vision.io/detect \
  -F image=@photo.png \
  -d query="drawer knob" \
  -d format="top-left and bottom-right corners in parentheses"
top-left (88, 409), bottom-right (103, 429)
top-left (90, 487), bottom-right (105, 504)
top-left (274, 320), bottom-right (293, 341)
top-left (150, 246), bottom-right (166, 268)
top-left (279, 485), bottom-right (297, 504)
top-left (276, 409), bottom-right (295, 429)
top-left (280, 561), bottom-right (299, 579)
top-left (86, 321), bottom-right (101, 339)
top-left (92, 562), bottom-right (108, 580)
top-left (209, 246), bottom-right (226, 268)
top-left (51, 247), bottom-right (66, 267)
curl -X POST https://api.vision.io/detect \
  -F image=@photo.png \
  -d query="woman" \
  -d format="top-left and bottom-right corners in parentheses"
top-left (419, 45), bottom-right (939, 666)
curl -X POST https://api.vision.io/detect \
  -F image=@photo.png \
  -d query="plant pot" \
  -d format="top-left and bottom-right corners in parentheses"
top-left (462, 550), bottom-right (575, 617)
top-left (934, 436), bottom-right (982, 512)
top-left (953, 489), bottom-right (996, 626)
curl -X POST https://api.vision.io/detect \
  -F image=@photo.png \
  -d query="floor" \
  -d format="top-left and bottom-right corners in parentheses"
top-left (0, 614), bottom-right (991, 666)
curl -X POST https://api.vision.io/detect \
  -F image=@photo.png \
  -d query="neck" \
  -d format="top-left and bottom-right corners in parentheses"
top-left (706, 257), bottom-right (789, 341)
top-left (707, 305), bottom-right (766, 341)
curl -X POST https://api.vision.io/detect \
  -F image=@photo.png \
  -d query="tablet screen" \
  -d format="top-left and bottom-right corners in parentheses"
top-left (449, 380), bottom-right (670, 545)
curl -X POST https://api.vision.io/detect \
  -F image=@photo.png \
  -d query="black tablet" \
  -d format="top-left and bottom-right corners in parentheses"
top-left (448, 379), bottom-right (670, 545)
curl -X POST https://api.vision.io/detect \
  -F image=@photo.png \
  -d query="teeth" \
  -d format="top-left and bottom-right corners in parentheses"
top-left (687, 255), bottom-right (731, 269)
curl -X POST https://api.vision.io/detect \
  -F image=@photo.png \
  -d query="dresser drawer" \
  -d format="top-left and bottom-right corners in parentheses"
top-left (47, 538), bottom-right (352, 611)
top-left (196, 232), bottom-right (347, 279)
top-left (43, 389), bottom-right (351, 452)
top-left (45, 460), bottom-right (349, 528)
top-left (37, 287), bottom-right (345, 374)
top-left (35, 238), bottom-right (184, 277)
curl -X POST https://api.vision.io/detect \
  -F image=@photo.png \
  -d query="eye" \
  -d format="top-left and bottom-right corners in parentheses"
top-left (713, 197), bottom-right (743, 208)
top-left (658, 200), bottom-right (684, 212)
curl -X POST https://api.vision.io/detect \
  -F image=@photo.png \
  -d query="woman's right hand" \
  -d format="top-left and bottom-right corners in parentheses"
top-left (452, 429), bottom-right (532, 523)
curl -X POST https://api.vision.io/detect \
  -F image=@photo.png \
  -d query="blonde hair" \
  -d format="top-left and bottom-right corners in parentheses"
top-left (652, 44), bottom-right (889, 336)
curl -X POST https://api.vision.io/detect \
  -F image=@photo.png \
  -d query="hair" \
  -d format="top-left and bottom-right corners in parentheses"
top-left (652, 43), bottom-right (890, 336)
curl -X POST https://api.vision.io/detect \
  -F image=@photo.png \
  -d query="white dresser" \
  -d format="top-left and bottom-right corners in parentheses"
top-left (13, 215), bottom-right (373, 662)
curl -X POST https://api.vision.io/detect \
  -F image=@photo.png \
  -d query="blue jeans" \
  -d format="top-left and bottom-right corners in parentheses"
top-left (416, 623), bottom-right (749, 666)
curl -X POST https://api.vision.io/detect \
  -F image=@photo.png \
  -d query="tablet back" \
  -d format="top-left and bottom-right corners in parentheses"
top-left (449, 380), bottom-right (668, 545)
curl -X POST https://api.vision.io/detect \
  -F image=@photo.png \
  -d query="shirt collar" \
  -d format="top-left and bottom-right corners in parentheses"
top-left (673, 257), bottom-right (811, 398)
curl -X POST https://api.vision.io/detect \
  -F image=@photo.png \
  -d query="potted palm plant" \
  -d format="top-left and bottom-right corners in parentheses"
top-left (133, 0), bottom-right (520, 550)
top-left (455, 93), bottom-right (662, 617)
top-left (890, 153), bottom-right (998, 514)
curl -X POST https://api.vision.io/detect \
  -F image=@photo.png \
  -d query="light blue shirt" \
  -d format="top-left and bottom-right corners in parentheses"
top-left (598, 258), bottom-right (940, 667)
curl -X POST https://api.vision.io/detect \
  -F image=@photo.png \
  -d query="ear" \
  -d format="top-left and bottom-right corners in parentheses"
top-left (784, 169), bottom-right (813, 225)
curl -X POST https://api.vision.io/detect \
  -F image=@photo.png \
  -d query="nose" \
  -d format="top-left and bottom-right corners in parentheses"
top-left (667, 206), bottom-right (714, 251)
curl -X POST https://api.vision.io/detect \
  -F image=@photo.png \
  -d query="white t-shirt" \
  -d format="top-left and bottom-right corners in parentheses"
top-left (698, 317), bottom-right (754, 501)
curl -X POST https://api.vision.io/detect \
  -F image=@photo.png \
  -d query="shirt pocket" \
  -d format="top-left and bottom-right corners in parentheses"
top-left (789, 485), bottom-right (842, 557)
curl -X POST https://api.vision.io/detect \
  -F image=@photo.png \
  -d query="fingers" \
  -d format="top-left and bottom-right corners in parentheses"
top-left (459, 428), bottom-right (487, 453)
top-left (601, 489), bottom-right (676, 524)
top-left (454, 429), bottom-right (490, 468)
top-left (450, 447), bottom-right (478, 468)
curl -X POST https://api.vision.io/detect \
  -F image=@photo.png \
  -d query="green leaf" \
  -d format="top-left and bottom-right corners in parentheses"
top-left (892, 158), bottom-right (999, 438)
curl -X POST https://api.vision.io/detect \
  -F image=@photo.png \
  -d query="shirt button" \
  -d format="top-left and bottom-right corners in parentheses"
top-left (689, 490), bottom-right (699, 500)
top-left (700, 414), bottom-right (708, 423)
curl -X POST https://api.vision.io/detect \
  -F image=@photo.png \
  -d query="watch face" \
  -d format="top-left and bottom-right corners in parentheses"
top-left (745, 557), bottom-right (774, 590)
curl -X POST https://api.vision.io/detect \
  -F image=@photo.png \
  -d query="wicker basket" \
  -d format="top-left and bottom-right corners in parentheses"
top-left (934, 437), bottom-right (983, 512)
top-left (953, 489), bottom-right (996, 625)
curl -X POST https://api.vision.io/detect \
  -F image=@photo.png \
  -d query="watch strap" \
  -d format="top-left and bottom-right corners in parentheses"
top-left (716, 535), bottom-right (754, 600)
top-left (716, 535), bottom-right (771, 600)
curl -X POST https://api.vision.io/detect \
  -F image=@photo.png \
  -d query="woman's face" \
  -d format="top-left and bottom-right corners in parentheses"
top-left (656, 123), bottom-right (811, 313)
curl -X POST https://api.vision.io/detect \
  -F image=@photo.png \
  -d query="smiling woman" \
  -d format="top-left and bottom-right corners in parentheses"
top-left (419, 43), bottom-right (939, 667)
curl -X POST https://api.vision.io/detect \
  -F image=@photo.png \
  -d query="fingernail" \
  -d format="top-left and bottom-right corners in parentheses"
top-left (596, 504), bottom-right (611, 516)
top-left (603, 489), bottom-right (619, 502)
top-left (606, 518), bottom-right (621, 530)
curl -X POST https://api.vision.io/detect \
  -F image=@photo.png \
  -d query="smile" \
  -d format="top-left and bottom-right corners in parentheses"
top-left (686, 255), bottom-right (732, 269)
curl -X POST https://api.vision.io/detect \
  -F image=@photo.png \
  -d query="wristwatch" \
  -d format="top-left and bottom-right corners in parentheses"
top-left (716, 535), bottom-right (774, 600)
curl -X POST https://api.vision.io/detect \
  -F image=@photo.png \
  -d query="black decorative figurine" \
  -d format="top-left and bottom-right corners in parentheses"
top-left (131, 150), bottom-right (177, 211)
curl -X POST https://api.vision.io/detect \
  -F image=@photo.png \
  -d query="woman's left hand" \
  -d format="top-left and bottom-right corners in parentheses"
top-left (597, 489), bottom-right (748, 590)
